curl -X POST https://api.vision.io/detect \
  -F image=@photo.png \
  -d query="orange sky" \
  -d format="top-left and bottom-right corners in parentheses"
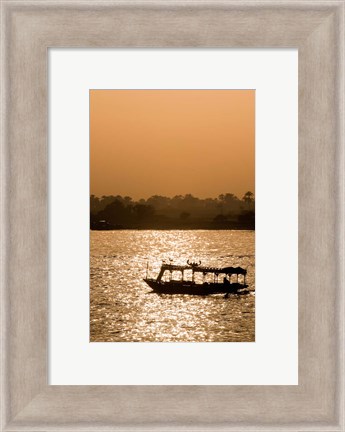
top-left (90, 90), bottom-right (255, 200)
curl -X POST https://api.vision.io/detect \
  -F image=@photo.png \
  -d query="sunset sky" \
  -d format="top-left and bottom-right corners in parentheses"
top-left (90, 90), bottom-right (255, 200)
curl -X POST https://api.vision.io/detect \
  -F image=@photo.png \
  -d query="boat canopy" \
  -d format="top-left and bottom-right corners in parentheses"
top-left (160, 263), bottom-right (246, 275)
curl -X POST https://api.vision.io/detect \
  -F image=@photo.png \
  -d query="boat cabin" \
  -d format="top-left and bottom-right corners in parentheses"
top-left (154, 261), bottom-right (246, 285)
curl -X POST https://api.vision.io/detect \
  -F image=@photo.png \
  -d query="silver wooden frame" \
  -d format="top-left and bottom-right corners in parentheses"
top-left (1, 1), bottom-right (344, 430)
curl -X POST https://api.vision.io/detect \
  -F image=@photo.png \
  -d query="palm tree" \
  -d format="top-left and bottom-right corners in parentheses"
top-left (242, 191), bottom-right (254, 208)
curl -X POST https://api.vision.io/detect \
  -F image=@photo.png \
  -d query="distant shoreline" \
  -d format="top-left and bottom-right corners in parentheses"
top-left (91, 193), bottom-right (255, 232)
top-left (91, 228), bottom-right (255, 231)
top-left (91, 226), bottom-right (255, 231)
top-left (91, 220), bottom-right (254, 231)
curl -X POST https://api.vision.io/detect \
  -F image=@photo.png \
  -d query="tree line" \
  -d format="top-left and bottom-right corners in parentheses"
top-left (90, 192), bottom-right (254, 230)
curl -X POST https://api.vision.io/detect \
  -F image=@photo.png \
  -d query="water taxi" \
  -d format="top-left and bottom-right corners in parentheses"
top-left (144, 260), bottom-right (249, 295)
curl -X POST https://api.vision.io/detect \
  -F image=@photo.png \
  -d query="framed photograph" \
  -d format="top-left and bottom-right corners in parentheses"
top-left (1, 1), bottom-right (344, 430)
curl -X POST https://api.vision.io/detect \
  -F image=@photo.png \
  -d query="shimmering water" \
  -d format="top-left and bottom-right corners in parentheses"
top-left (90, 230), bottom-right (255, 342)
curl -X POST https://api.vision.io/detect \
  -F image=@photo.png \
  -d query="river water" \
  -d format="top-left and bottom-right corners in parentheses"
top-left (90, 230), bottom-right (255, 342)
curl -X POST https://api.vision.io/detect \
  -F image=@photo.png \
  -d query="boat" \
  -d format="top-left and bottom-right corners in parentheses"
top-left (143, 260), bottom-right (249, 295)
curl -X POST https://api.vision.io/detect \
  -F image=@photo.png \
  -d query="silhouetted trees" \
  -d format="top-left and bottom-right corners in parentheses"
top-left (90, 192), bottom-right (255, 230)
top-left (180, 211), bottom-right (190, 220)
top-left (242, 191), bottom-right (254, 208)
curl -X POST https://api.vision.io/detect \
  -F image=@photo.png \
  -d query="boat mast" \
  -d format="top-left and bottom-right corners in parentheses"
top-left (146, 261), bottom-right (149, 279)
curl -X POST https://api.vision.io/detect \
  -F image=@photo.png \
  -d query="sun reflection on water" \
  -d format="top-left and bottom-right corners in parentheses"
top-left (90, 230), bottom-right (255, 342)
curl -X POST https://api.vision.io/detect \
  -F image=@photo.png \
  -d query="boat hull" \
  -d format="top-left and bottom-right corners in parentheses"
top-left (144, 279), bottom-right (249, 295)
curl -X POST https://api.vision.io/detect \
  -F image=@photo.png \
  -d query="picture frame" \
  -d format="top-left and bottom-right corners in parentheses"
top-left (1, 1), bottom-right (344, 430)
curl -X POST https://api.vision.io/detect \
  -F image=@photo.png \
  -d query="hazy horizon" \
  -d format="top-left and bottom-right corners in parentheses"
top-left (90, 191), bottom-right (254, 200)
